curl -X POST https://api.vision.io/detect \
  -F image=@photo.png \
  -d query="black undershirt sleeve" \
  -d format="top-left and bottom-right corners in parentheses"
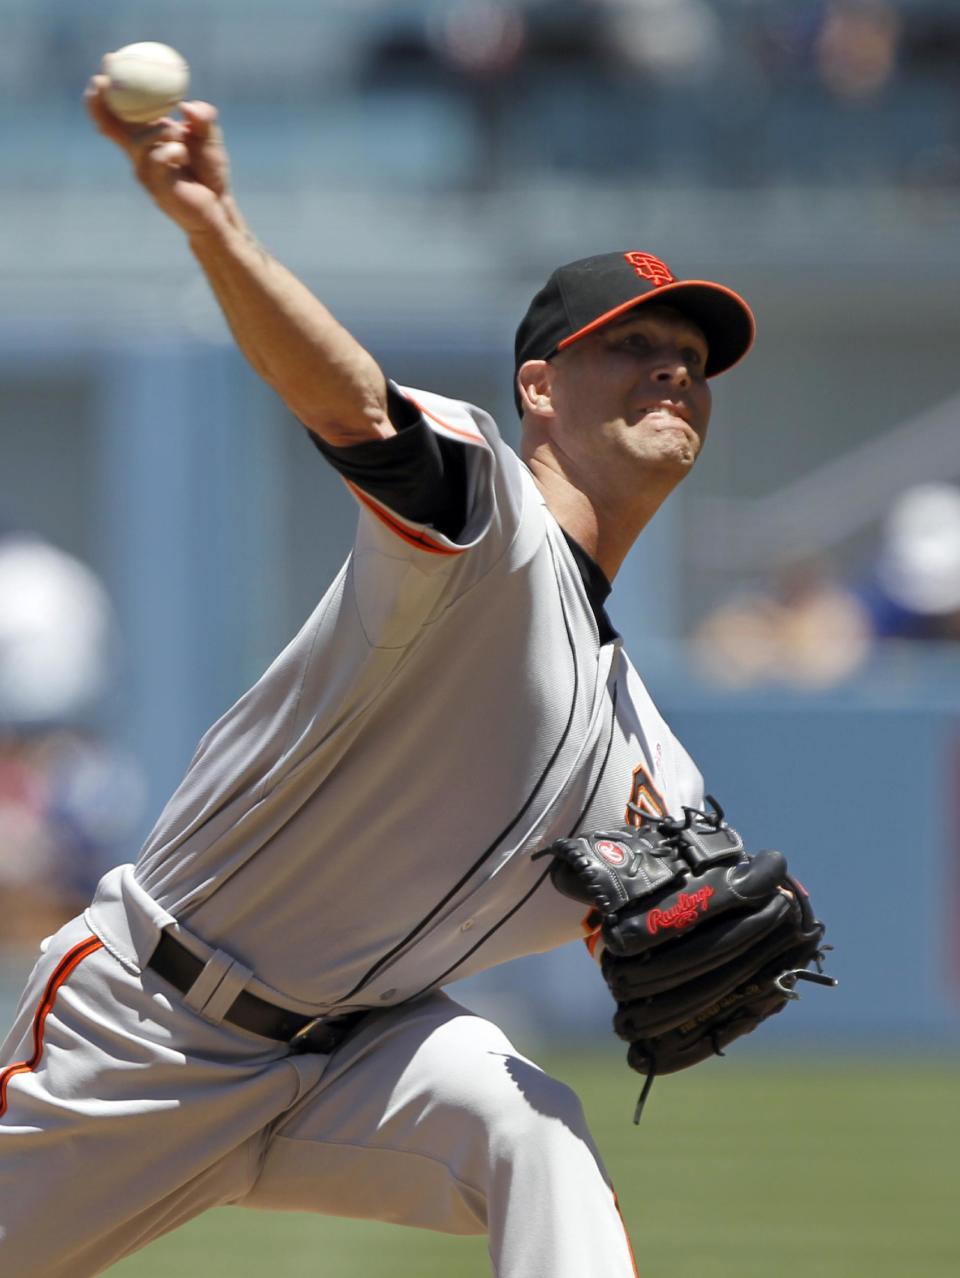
top-left (308, 386), bottom-right (468, 540)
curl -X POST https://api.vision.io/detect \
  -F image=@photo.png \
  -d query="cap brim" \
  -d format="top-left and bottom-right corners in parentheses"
top-left (556, 280), bottom-right (756, 377)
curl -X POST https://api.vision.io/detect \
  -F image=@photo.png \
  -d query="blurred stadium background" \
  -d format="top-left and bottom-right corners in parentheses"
top-left (2, 1), bottom-right (959, 1274)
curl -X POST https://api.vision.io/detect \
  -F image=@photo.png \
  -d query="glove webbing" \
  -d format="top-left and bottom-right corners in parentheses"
top-left (631, 962), bottom-right (837, 1125)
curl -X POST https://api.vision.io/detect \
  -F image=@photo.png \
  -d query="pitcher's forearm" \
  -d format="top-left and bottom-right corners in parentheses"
top-left (188, 211), bottom-right (392, 444)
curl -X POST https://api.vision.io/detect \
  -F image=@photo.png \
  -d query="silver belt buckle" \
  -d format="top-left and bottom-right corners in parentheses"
top-left (288, 1015), bottom-right (337, 1053)
top-left (288, 1012), bottom-right (357, 1053)
top-left (287, 1017), bottom-right (324, 1047)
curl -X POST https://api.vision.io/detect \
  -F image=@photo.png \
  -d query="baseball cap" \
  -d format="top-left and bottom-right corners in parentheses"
top-left (514, 250), bottom-right (756, 412)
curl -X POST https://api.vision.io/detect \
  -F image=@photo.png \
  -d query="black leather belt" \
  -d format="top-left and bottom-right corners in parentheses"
top-left (147, 930), bottom-right (367, 1053)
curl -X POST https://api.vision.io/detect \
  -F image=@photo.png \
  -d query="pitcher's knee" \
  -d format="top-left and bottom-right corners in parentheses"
top-left (427, 1046), bottom-right (590, 1161)
top-left (491, 1062), bottom-right (588, 1150)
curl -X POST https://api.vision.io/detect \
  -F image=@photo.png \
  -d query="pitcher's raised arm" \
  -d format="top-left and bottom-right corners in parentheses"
top-left (86, 76), bottom-right (392, 446)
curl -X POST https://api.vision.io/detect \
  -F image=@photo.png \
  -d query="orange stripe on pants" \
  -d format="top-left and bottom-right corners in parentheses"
top-left (0, 934), bottom-right (103, 1118)
top-left (614, 1190), bottom-right (641, 1277)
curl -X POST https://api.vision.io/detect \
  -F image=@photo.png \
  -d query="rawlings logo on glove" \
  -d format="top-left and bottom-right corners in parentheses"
top-left (539, 796), bottom-right (836, 1122)
top-left (648, 887), bottom-right (714, 934)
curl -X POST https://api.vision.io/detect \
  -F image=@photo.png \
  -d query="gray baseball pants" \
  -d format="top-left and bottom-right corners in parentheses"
top-left (0, 871), bottom-right (639, 1277)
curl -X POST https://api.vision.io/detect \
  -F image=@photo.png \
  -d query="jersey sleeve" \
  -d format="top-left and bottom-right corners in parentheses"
top-left (338, 383), bottom-right (534, 650)
top-left (308, 386), bottom-right (468, 540)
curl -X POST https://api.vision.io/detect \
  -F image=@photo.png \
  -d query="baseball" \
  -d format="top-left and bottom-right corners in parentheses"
top-left (101, 42), bottom-right (189, 124)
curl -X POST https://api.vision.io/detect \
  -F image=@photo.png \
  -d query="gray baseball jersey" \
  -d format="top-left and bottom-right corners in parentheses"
top-left (1, 383), bottom-right (704, 1278)
top-left (125, 384), bottom-right (705, 1012)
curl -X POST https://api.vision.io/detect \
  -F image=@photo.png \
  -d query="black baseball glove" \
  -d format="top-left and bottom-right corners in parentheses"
top-left (540, 797), bottom-right (835, 1120)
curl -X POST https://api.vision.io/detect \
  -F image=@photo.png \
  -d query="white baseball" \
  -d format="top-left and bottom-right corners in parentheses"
top-left (101, 42), bottom-right (190, 124)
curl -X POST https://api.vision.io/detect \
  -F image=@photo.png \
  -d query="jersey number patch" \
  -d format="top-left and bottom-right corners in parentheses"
top-left (624, 763), bottom-right (666, 826)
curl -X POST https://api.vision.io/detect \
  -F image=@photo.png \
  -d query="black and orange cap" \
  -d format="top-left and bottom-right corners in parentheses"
top-left (514, 250), bottom-right (756, 412)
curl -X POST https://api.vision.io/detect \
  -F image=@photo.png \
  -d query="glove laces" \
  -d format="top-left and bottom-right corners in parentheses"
top-left (633, 1068), bottom-right (657, 1125)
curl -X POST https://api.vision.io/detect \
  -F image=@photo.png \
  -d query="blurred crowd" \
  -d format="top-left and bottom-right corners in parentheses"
top-left (9, 0), bottom-right (960, 190)
top-left (693, 483), bottom-right (960, 689)
top-left (0, 528), bottom-right (145, 947)
top-left (368, 0), bottom-right (916, 100)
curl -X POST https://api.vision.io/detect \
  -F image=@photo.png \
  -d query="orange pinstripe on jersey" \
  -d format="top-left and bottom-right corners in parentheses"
top-left (405, 395), bottom-right (486, 444)
top-left (345, 481), bottom-right (465, 556)
top-left (342, 392), bottom-right (486, 553)
top-left (0, 934), bottom-right (103, 1119)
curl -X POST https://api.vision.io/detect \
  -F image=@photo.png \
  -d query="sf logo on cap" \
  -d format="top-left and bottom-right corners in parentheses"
top-left (624, 252), bottom-right (674, 287)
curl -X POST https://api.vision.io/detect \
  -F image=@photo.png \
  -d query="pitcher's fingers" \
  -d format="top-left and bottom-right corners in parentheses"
top-left (85, 75), bottom-right (180, 154)
top-left (85, 75), bottom-right (148, 147)
top-left (150, 141), bottom-right (191, 167)
top-left (180, 101), bottom-right (221, 140)
top-left (135, 140), bottom-right (191, 186)
top-left (178, 101), bottom-right (229, 196)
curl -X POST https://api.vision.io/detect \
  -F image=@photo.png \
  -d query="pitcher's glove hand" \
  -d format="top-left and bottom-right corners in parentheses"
top-left (540, 797), bottom-right (835, 1120)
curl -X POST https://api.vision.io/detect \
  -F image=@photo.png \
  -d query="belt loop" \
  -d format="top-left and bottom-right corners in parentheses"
top-left (182, 949), bottom-right (254, 1024)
